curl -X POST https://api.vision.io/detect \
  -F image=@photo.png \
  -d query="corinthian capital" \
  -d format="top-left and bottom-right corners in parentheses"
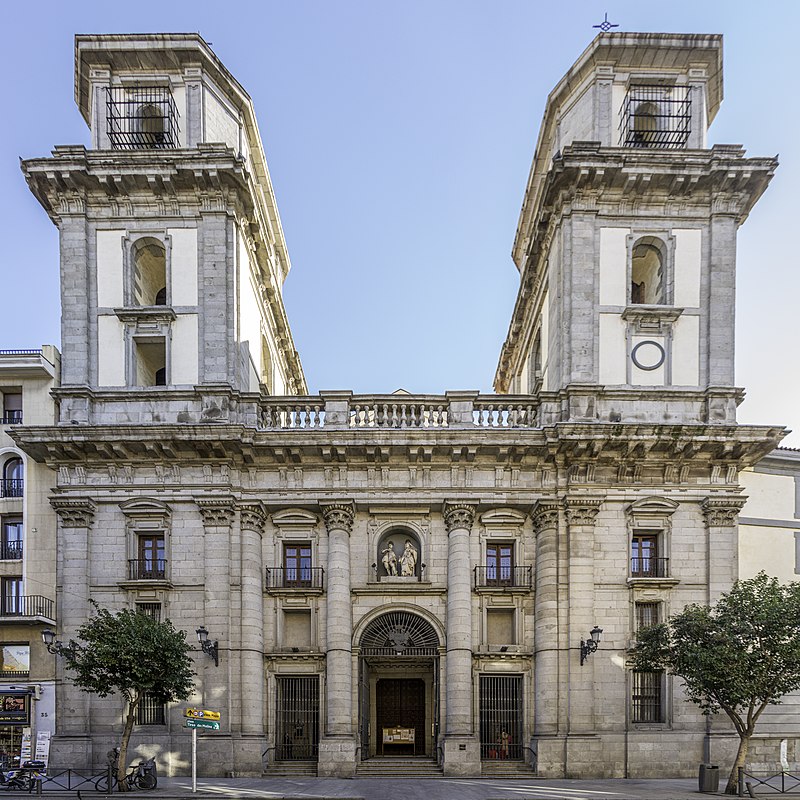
top-left (563, 497), bottom-right (603, 528)
top-left (197, 497), bottom-right (236, 528)
top-left (320, 501), bottom-right (355, 534)
top-left (51, 497), bottom-right (96, 528)
top-left (530, 500), bottom-right (560, 534)
top-left (702, 496), bottom-right (747, 527)
top-left (443, 501), bottom-right (476, 534)
top-left (239, 503), bottom-right (267, 534)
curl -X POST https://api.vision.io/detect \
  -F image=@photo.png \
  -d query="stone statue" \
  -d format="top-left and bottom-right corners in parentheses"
top-left (400, 539), bottom-right (418, 577)
top-left (381, 541), bottom-right (398, 575)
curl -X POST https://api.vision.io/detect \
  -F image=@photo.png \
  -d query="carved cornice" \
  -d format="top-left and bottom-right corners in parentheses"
top-left (239, 503), bottom-right (267, 534)
top-left (443, 502), bottom-right (476, 534)
top-left (197, 497), bottom-right (236, 528)
top-left (564, 497), bottom-right (603, 527)
top-left (320, 501), bottom-right (356, 534)
top-left (51, 497), bottom-right (96, 528)
top-left (702, 496), bottom-right (747, 527)
top-left (530, 500), bottom-right (560, 534)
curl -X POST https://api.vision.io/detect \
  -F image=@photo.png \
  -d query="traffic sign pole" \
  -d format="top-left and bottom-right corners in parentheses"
top-left (192, 726), bottom-right (196, 794)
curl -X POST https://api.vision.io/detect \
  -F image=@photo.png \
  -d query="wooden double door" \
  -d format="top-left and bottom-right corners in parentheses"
top-left (376, 678), bottom-right (425, 756)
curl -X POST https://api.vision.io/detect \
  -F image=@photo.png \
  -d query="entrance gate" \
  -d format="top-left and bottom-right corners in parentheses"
top-left (275, 676), bottom-right (320, 761)
top-left (479, 674), bottom-right (523, 760)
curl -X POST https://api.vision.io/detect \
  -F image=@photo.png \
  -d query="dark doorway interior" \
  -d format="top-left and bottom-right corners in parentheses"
top-left (376, 678), bottom-right (425, 756)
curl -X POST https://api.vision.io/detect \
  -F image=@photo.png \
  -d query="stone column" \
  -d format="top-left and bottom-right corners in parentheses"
top-left (531, 500), bottom-right (561, 740)
top-left (235, 503), bottom-right (267, 774)
top-left (563, 497), bottom-right (603, 739)
top-left (442, 501), bottom-right (479, 775)
top-left (318, 501), bottom-right (357, 777)
top-left (197, 497), bottom-right (235, 771)
top-left (702, 496), bottom-right (746, 603)
top-left (50, 498), bottom-right (96, 769)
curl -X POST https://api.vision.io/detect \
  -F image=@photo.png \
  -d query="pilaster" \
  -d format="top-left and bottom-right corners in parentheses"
top-left (702, 496), bottom-right (746, 603)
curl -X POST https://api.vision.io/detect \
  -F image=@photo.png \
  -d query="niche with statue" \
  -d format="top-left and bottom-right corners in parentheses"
top-left (376, 529), bottom-right (421, 581)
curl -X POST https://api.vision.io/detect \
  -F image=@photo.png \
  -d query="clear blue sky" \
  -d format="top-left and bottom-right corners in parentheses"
top-left (1, 1), bottom-right (798, 444)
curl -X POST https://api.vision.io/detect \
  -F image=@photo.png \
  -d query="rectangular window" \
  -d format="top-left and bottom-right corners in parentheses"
top-left (635, 601), bottom-right (660, 631)
top-left (631, 533), bottom-right (665, 577)
top-left (136, 692), bottom-right (166, 725)
top-left (486, 543), bottom-right (514, 585)
top-left (133, 535), bottom-right (165, 580)
top-left (1, 393), bottom-right (22, 425)
top-left (136, 602), bottom-right (162, 622)
top-left (631, 671), bottom-right (664, 723)
top-left (0, 518), bottom-right (22, 560)
top-left (283, 543), bottom-right (312, 587)
top-left (1, 578), bottom-right (22, 615)
top-left (134, 338), bottom-right (166, 387)
top-left (0, 645), bottom-right (29, 677)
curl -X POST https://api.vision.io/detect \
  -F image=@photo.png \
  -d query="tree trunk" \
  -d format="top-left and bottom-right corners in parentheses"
top-left (117, 696), bottom-right (140, 792)
top-left (725, 733), bottom-right (750, 795)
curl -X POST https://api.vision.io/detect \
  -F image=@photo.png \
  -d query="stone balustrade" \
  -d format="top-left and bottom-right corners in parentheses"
top-left (258, 392), bottom-right (538, 431)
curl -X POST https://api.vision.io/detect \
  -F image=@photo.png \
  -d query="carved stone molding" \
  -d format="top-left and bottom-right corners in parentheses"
top-left (320, 501), bottom-right (356, 534)
top-left (564, 497), bottom-right (603, 527)
top-left (443, 502), bottom-right (476, 534)
top-left (530, 500), bottom-right (560, 534)
top-left (702, 496), bottom-right (747, 527)
top-left (239, 503), bottom-right (267, 535)
top-left (197, 497), bottom-right (236, 528)
top-left (51, 498), bottom-right (96, 528)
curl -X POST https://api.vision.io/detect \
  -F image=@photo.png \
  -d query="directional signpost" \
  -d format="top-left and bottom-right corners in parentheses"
top-left (185, 708), bottom-right (222, 793)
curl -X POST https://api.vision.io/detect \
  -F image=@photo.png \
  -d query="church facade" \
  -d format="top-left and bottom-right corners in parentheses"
top-left (13, 31), bottom-right (792, 778)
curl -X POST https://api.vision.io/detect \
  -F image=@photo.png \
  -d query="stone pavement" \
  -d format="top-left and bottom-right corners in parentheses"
top-left (30, 775), bottom-right (757, 799)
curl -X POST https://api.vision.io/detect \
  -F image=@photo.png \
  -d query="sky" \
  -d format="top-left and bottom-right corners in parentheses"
top-left (1, 1), bottom-right (798, 445)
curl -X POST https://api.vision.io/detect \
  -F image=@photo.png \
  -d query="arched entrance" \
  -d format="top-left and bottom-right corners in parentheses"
top-left (357, 610), bottom-right (440, 759)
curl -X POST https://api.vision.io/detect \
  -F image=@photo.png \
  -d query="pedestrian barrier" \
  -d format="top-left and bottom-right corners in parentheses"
top-left (739, 767), bottom-right (800, 795)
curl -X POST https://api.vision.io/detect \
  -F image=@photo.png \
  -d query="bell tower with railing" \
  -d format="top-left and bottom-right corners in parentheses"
top-left (495, 33), bottom-right (776, 427)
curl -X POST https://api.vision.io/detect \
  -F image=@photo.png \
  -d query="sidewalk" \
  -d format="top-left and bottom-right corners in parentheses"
top-left (29, 775), bottom-right (767, 799)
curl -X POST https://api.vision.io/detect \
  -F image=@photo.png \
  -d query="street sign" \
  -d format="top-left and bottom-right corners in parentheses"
top-left (185, 718), bottom-right (220, 731)
top-left (184, 708), bottom-right (221, 720)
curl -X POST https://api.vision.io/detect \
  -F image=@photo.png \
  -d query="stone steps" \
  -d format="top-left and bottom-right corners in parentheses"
top-left (263, 760), bottom-right (318, 777)
top-left (481, 760), bottom-right (537, 778)
top-left (356, 757), bottom-right (443, 778)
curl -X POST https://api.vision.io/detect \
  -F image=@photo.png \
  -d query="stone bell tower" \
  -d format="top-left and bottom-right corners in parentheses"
top-left (495, 33), bottom-right (776, 427)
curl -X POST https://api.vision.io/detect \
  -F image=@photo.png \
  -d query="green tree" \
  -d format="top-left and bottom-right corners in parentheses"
top-left (629, 573), bottom-right (800, 794)
top-left (61, 604), bottom-right (195, 790)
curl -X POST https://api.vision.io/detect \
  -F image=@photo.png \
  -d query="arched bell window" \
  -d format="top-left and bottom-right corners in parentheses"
top-left (631, 237), bottom-right (667, 305)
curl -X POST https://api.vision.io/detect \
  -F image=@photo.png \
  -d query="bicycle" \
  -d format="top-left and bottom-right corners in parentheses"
top-left (95, 759), bottom-right (157, 792)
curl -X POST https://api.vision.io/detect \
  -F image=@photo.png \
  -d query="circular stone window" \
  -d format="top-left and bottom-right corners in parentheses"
top-left (631, 340), bottom-right (665, 371)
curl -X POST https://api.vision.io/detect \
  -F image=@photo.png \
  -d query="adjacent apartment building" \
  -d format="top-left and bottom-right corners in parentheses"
top-left (10, 31), bottom-right (796, 779)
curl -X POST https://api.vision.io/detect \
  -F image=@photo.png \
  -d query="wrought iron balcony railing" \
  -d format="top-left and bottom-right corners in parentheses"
top-left (474, 565), bottom-right (533, 589)
top-left (127, 559), bottom-right (168, 581)
top-left (630, 557), bottom-right (670, 579)
top-left (265, 567), bottom-right (324, 590)
top-left (0, 595), bottom-right (54, 619)
top-left (0, 480), bottom-right (23, 498)
top-left (0, 541), bottom-right (22, 560)
top-left (0, 412), bottom-right (22, 425)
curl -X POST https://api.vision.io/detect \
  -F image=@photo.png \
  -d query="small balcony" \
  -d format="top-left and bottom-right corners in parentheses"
top-left (0, 480), bottom-right (23, 499)
top-left (265, 567), bottom-right (324, 592)
top-left (0, 411), bottom-right (22, 425)
top-left (0, 595), bottom-right (54, 622)
top-left (630, 557), bottom-right (670, 579)
top-left (0, 542), bottom-right (22, 560)
top-left (127, 559), bottom-right (168, 581)
top-left (474, 565), bottom-right (533, 591)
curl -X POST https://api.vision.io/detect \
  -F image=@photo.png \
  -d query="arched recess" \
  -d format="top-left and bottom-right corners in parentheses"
top-left (359, 608), bottom-right (440, 657)
top-left (631, 236), bottom-right (667, 305)
top-left (375, 526), bottom-right (423, 580)
top-left (131, 237), bottom-right (167, 306)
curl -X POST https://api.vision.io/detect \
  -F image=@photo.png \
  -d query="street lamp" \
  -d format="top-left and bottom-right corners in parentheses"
top-left (41, 629), bottom-right (66, 655)
top-left (196, 626), bottom-right (219, 667)
top-left (580, 625), bottom-right (603, 666)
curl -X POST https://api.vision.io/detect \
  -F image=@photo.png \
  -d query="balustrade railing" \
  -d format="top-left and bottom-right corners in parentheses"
top-left (0, 479), bottom-right (23, 498)
top-left (265, 566), bottom-right (325, 590)
top-left (0, 412), bottom-right (22, 425)
top-left (258, 393), bottom-right (539, 431)
top-left (0, 541), bottom-right (23, 560)
top-left (474, 565), bottom-right (533, 589)
top-left (630, 557), bottom-right (670, 579)
top-left (127, 559), bottom-right (168, 581)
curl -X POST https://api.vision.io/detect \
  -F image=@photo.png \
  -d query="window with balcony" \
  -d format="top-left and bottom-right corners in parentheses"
top-left (631, 670), bottom-right (665, 723)
top-left (106, 87), bottom-right (179, 150)
top-left (487, 543), bottom-right (513, 585)
top-left (130, 534), bottom-right (166, 580)
top-left (1, 578), bottom-right (22, 615)
top-left (631, 533), bottom-right (667, 578)
top-left (1, 393), bottom-right (22, 425)
top-left (0, 645), bottom-right (29, 678)
top-left (0, 517), bottom-right (22, 560)
top-left (620, 84), bottom-right (690, 149)
top-left (284, 543), bottom-right (312, 587)
top-left (1, 458), bottom-right (23, 498)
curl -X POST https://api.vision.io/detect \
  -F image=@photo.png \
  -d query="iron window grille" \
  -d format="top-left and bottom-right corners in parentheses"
top-left (635, 601), bottom-right (660, 632)
top-left (620, 85), bottom-right (691, 149)
top-left (631, 670), bottom-right (664, 723)
top-left (135, 602), bottom-right (162, 622)
top-left (479, 675), bottom-right (524, 760)
top-left (106, 87), bottom-right (180, 150)
top-left (136, 692), bottom-right (166, 725)
top-left (275, 676), bottom-right (320, 761)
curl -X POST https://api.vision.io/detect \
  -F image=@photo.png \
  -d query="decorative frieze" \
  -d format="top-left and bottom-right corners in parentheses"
top-left (197, 497), bottom-right (236, 528)
top-left (51, 497), bottom-right (96, 528)
top-left (443, 502), bottom-right (476, 534)
top-left (702, 496), bottom-right (747, 527)
top-left (320, 501), bottom-right (355, 533)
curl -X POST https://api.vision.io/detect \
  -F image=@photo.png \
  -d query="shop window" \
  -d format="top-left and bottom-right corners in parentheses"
top-left (0, 645), bottom-right (29, 677)
top-left (0, 517), bottom-right (22, 560)
top-left (486, 609), bottom-right (515, 646)
top-left (631, 670), bottom-right (664, 723)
